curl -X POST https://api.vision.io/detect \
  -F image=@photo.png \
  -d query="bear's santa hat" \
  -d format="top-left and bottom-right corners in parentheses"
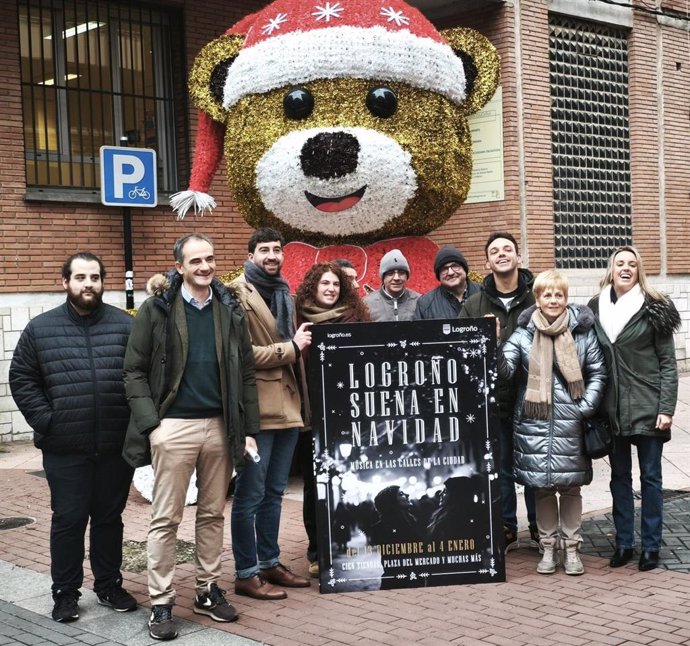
top-left (171, 0), bottom-right (469, 219)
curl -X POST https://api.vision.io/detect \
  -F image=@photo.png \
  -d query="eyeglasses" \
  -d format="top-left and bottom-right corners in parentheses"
top-left (439, 263), bottom-right (463, 277)
top-left (384, 270), bottom-right (408, 278)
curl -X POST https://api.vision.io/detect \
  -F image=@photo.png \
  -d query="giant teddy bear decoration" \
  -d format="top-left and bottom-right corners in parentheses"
top-left (171, 0), bottom-right (500, 292)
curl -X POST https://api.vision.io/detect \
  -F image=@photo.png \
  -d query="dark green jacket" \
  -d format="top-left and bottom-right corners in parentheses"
top-left (589, 292), bottom-right (679, 441)
top-left (460, 269), bottom-right (535, 419)
top-left (122, 271), bottom-right (260, 468)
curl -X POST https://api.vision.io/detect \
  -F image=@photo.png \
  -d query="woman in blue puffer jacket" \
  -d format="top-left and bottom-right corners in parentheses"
top-left (499, 270), bottom-right (607, 576)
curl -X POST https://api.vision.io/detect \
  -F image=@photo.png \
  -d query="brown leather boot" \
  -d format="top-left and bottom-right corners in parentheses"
top-left (261, 563), bottom-right (310, 588)
top-left (234, 574), bottom-right (287, 600)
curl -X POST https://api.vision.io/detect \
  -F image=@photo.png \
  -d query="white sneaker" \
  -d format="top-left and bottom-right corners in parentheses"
top-left (536, 539), bottom-right (558, 574)
top-left (564, 546), bottom-right (584, 576)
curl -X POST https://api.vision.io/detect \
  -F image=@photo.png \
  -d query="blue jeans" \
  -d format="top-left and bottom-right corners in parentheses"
top-left (610, 435), bottom-right (664, 551)
top-left (231, 428), bottom-right (299, 578)
top-left (499, 418), bottom-right (536, 531)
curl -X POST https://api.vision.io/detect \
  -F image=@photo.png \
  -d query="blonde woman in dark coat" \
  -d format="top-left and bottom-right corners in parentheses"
top-left (500, 271), bottom-right (606, 576)
top-left (589, 246), bottom-right (680, 572)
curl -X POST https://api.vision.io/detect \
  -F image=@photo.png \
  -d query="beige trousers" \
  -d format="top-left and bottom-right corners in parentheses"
top-left (147, 417), bottom-right (232, 605)
top-left (534, 486), bottom-right (583, 547)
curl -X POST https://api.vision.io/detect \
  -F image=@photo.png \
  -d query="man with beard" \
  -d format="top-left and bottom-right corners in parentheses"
top-left (230, 227), bottom-right (312, 600)
top-left (460, 233), bottom-right (538, 552)
top-left (9, 252), bottom-right (137, 623)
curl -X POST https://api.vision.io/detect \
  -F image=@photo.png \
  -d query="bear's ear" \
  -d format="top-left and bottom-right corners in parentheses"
top-left (441, 28), bottom-right (500, 115)
top-left (189, 34), bottom-right (244, 123)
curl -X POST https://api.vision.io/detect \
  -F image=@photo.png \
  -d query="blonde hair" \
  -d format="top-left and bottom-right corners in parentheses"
top-left (599, 245), bottom-right (664, 301)
top-left (533, 269), bottom-right (569, 299)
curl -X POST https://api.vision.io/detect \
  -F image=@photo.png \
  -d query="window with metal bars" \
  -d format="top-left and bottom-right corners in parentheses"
top-left (549, 15), bottom-right (632, 269)
top-left (19, 0), bottom-right (181, 194)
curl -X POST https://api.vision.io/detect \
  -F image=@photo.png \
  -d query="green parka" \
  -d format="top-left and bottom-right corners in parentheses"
top-left (589, 292), bottom-right (680, 441)
top-left (460, 268), bottom-right (535, 419)
top-left (122, 271), bottom-right (260, 468)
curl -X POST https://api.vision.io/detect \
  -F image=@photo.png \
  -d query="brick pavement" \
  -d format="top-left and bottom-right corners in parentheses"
top-left (2, 463), bottom-right (690, 646)
top-left (2, 373), bottom-right (690, 645)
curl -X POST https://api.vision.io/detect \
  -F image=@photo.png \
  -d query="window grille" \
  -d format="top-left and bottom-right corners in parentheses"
top-left (550, 15), bottom-right (632, 269)
top-left (19, 0), bottom-right (181, 192)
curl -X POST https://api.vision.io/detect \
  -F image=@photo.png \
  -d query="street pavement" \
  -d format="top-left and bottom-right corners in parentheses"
top-left (2, 375), bottom-right (690, 645)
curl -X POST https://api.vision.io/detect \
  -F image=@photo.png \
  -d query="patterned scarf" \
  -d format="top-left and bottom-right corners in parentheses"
top-left (243, 260), bottom-right (294, 340)
top-left (524, 308), bottom-right (584, 420)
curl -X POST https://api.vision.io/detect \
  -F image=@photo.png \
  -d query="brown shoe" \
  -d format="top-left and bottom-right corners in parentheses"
top-left (234, 574), bottom-right (287, 600)
top-left (261, 563), bottom-right (310, 588)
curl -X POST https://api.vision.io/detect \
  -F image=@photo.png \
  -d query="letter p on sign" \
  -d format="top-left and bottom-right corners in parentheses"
top-left (100, 146), bottom-right (157, 207)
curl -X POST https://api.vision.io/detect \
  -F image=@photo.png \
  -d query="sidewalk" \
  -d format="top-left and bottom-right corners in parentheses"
top-left (2, 375), bottom-right (690, 645)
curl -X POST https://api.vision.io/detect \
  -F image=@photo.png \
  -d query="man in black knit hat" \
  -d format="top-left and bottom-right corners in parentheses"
top-left (414, 245), bottom-right (480, 319)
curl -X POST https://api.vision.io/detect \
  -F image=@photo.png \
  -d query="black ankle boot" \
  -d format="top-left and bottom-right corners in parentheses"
top-left (609, 547), bottom-right (634, 568)
top-left (638, 551), bottom-right (659, 571)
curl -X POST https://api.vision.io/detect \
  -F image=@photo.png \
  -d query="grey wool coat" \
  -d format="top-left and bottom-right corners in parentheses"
top-left (499, 303), bottom-right (607, 490)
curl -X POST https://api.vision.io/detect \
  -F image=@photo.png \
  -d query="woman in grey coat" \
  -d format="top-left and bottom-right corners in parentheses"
top-left (500, 271), bottom-right (607, 576)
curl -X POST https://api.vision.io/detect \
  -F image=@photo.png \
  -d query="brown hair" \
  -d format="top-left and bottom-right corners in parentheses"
top-left (295, 262), bottom-right (370, 323)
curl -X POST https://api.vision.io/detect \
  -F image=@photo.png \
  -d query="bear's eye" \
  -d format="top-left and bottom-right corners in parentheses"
top-left (366, 86), bottom-right (397, 118)
top-left (283, 87), bottom-right (314, 120)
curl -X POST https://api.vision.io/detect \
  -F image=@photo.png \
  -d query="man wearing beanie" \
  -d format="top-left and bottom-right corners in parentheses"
top-left (364, 249), bottom-right (420, 321)
top-left (414, 245), bottom-right (480, 319)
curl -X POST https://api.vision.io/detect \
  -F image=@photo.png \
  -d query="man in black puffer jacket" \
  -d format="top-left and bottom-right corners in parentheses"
top-left (9, 252), bottom-right (136, 623)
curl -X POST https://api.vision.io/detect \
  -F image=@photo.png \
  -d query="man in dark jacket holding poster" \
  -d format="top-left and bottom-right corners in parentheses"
top-left (9, 252), bottom-right (137, 623)
top-left (460, 232), bottom-right (538, 552)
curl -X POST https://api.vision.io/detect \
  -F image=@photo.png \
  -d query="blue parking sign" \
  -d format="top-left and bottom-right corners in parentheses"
top-left (100, 146), bottom-right (157, 207)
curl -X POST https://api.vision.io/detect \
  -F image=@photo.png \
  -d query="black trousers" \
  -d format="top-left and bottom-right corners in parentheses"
top-left (297, 432), bottom-right (317, 562)
top-left (42, 451), bottom-right (134, 595)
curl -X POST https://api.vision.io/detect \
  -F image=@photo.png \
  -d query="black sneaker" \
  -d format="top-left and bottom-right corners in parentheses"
top-left (504, 525), bottom-right (519, 553)
top-left (52, 589), bottom-right (80, 623)
top-left (193, 582), bottom-right (238, 622)
top-left (148, 604), bottom-right (178, 641)
top-left (97, 585), bottom-right (137, 612)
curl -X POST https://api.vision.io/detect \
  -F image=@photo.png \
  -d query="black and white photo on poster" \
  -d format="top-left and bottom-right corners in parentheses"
top-left (308, 318), bottom-right (506, 593)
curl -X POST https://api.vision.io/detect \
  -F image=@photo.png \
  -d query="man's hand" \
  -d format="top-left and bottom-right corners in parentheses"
top-left (484, 314), bottom-right (501, 339)
top-left (293, 321), bottom-right (313, 350)
top-left (244, 435), bottom-right (258, 455)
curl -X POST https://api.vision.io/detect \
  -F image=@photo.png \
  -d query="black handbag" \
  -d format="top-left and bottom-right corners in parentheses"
top-left (583, 415), bottom-right (612, 459)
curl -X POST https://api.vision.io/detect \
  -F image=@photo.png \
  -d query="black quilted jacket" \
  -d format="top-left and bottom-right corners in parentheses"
top-left (9, 300), bottom-right (133, 455)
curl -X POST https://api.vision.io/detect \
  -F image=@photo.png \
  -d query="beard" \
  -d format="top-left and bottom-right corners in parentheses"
top-left (68, 289), bottom-right (103, 313)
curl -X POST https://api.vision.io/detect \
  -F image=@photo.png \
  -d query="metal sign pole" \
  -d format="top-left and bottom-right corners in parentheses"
top-left (119, 136), bottom-right (135, 309)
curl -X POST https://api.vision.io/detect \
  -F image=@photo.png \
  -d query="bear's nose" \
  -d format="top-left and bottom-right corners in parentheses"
top-left (300, 132), bottom-right (360, 180)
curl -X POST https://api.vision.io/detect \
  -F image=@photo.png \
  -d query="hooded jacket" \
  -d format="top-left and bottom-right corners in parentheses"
top-left (589, 293), bottom-right (679, 441)
top-left (10, 300), bottom-right (133, 456)
top-left (499, 304), bottom-right (607, 489)
top-left (122, 271), bottom-right (260, 468)
top-left (460, 268), bottom-right (536, 419)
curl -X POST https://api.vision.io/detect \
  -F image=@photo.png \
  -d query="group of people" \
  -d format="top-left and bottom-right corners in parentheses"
top-left (8, 228), bottom-right (679, 639)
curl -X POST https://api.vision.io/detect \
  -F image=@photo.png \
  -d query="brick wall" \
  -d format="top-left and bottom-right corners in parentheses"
top-left (3, 0), bottom-right (690, 441)
top-left (0, 0), bottom-right (265, 296)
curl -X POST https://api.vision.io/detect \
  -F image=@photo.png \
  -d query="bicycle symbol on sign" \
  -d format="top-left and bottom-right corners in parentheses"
top-left (128, 186), bottom-right (151, 200)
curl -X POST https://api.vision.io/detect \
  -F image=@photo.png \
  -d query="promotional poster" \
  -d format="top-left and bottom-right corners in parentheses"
top-left (309, 318), bottom-right (505, 593)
